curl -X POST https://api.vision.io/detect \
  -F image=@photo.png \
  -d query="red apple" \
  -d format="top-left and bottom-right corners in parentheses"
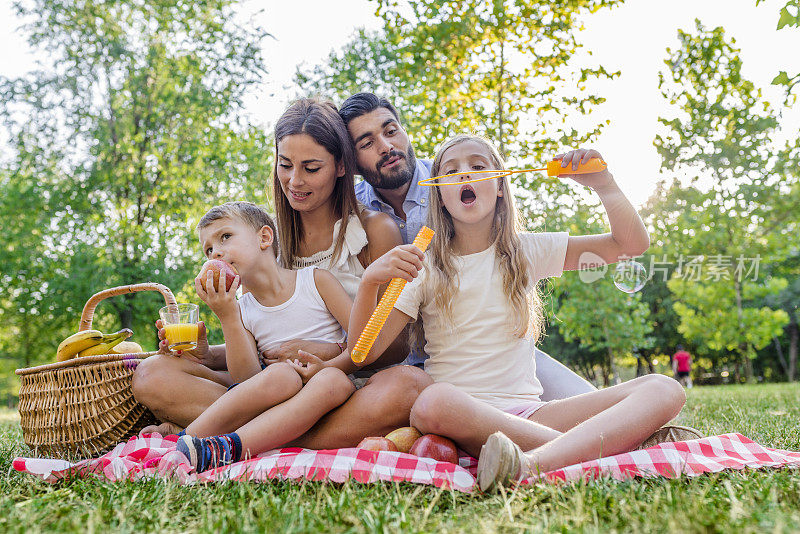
top-left (199, 259), bottom-right (238, 292)
top-left (385, 426), bottom-right (423, 454)
top-left (357, 437), bottom-right (398, 452)
top-left (409, 434), bottom-right (459, 464)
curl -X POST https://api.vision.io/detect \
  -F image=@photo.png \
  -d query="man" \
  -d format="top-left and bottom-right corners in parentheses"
top-left (672, 345), bottom-right (693, 388)
top-left (339, 92), bottom-right (596, 399)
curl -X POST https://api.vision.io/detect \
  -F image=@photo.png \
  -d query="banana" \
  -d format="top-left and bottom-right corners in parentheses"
top-left (56, 330), bottom-right (105, 362)
top-left (78, 328), bottom-right (134, 357)
top-left (110, 341), bottom-right (143, 354)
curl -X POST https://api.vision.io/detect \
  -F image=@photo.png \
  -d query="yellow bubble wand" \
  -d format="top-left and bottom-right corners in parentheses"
top-left (351, 226), bottom-right (435, 364)
top-left (418, 158), bottom-right (607, 186)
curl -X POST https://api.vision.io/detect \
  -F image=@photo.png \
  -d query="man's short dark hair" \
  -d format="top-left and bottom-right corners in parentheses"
top-left (339, 92), bottom-right (401, 126)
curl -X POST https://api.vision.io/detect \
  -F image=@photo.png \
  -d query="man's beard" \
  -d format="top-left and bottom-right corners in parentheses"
top-left (359, 145), bottom-right (416, 191)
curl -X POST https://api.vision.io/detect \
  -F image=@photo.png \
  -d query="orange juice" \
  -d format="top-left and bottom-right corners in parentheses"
top-left (164, 323), bottom-right (199, 351)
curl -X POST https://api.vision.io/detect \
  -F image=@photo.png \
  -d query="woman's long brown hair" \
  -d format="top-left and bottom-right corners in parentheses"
top-left (271, 98), bottom-right (364, 267)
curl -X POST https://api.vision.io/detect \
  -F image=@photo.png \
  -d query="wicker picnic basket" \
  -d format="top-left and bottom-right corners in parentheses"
top-left (15, 283), bottom-right (176, 457)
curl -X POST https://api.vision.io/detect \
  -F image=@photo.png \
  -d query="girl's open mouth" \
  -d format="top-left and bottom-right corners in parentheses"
top-left (460, 184), bottom-right (477, 205)
top-left (290, 189), bottom-right (311, 201)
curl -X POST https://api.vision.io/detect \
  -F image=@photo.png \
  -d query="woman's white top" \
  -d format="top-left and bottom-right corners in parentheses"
top-left (394, 232), bottom-right (569, 411)
top-left (292, 214), bottom-right (367, 300)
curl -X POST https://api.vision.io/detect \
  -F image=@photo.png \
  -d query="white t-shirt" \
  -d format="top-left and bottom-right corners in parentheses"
top-left (394, 232), bottom-right (569, 411)
top-left (239, 266), bottom-right (346, 354)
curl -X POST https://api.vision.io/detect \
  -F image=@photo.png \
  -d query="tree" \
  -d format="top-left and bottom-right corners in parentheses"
top-left (297, 0), bottom-right (619, 164)
top-left (653, 21), bottom-right (797, 380)
top-left (760, 0), bottom-right (800, 99)
top-left (538, 196), bottom-right (654, 385)
top-left (0, 0), bottom-right (271, 373)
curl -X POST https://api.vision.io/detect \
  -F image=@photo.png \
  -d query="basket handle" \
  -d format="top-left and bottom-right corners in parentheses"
top-left (79, 283), bottom-right (178, 331)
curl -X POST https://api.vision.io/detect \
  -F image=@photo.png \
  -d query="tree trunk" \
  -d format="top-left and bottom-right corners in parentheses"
top-left (789, 313), bottom-right (798, 382)
top-left (22, 319), bottom-right (31, 368)
top-left (608, 348), bottom-right (621, 385)
top-left (734, 277), bottom-right (754, 382)
top-left (497, 39), bottom-right (505, 157)
top-left (119, 299), bottom-right (134, 331)
top-left (744, 355), bottom-right (754, 383)
top-left (774, 335), bottom-right (789, 377)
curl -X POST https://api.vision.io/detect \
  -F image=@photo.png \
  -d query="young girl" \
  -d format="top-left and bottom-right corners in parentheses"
top-left (336, 134), bottom-right (686, 491)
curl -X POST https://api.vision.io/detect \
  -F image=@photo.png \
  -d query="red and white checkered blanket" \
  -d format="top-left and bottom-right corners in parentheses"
top-left (13, 433), bottom-right (800, 493)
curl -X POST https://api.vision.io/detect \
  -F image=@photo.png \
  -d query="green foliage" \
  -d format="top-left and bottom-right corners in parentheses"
top-left (297, 0), bottom-right (619, 163)
top-left (669, 275), bottom-right (789, 354)
top-left (760, 0), bottom-right (800, 97)
top-left (651, 21), bottom-right (797, 377)
top-left (0, 0), bottom-right (271, 373)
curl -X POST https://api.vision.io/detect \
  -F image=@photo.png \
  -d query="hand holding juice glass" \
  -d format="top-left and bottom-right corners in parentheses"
top-left (159, 303), bottom-right (199, 351)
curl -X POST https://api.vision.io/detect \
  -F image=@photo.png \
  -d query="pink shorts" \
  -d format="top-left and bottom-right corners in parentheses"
top-left (503, 400), bottom-right (549, 420)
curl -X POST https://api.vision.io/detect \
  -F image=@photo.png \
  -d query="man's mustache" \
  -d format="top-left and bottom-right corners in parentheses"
top-left (377, 150), bottom-right (406, 170)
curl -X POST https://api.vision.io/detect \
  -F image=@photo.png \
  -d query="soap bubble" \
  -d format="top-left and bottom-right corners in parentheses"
top-left (613, 260), bottom-right (648, 293)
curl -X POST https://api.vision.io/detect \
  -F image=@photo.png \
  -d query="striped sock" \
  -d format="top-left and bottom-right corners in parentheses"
top-left (177, 432), bottom-right (243, 472)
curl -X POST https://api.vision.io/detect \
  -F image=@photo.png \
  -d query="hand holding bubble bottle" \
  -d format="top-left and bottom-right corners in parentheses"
top-left (351, 226), bottom-right (435, 364)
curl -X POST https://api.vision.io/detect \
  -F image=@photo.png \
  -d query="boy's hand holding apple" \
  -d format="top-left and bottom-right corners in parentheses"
top-left (195, 260), bottom-right (241, 321)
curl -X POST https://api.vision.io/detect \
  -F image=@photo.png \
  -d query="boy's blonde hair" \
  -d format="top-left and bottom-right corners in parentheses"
top-left (415, 134), bottom-right (543, 347)
top-left (197, 201), bottom-right (279, 256)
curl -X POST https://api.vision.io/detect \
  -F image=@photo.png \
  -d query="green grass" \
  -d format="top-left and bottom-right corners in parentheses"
top-left (1, 383), bottom-right (799, 533)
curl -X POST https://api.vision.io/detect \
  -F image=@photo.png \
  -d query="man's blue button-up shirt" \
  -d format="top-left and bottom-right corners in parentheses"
top-left (354, 158), bottom-right (432, 245)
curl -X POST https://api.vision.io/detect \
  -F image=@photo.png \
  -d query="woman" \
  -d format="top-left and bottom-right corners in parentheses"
top-left (133, 98), bottom-right (430, 446)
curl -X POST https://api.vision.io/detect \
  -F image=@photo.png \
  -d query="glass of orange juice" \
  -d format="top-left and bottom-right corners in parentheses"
top-left (159, 303), bottom-right (199, 351)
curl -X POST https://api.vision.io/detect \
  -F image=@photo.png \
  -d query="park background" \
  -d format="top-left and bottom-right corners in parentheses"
top-left (0, 0), bottom-right (799, 403)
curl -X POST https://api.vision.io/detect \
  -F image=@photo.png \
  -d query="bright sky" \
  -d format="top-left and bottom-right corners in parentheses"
top-left (1, 0), bottom-right (798, 207)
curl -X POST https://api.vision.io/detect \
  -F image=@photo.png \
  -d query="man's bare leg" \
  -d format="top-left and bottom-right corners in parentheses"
top-left (133, 353), bottom-right (233, 434)
top-left (288, 365), bottom-right (433, 449)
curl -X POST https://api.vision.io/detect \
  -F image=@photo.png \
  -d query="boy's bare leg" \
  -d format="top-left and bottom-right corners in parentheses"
top-left (236, 368), bottom-right (356, 456)
top-left (288, 365), bottom-right (433, 449)
top-left (184, 362), bottom-right (303, 438)
top-left (133, 354), bottom-right (233, 433)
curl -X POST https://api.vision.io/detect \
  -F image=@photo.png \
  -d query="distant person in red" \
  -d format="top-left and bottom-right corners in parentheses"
top-left (672, 345), bottom-right (693, 388)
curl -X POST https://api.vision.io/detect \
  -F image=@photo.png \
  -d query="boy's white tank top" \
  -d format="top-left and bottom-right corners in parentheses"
top-left (238, 266), bottom-right (345, 354)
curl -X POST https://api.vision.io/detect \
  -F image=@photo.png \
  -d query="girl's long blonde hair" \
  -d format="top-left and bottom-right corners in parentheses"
top-left (413, 134), bottom-right (544, 349)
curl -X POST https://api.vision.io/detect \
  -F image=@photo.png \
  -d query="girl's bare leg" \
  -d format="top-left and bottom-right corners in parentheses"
top-left (236, 367), bottom-right (356, 457)
top-left (409, 382), bottom-right (563, 457)
top-left (184, 362), bottom-right (303, 438)
top-left (523, 374), bottom-right (686, 472)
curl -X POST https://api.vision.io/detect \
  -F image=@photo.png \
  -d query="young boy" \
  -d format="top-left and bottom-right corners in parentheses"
top-left (174, 201), bottom-right (355, 472)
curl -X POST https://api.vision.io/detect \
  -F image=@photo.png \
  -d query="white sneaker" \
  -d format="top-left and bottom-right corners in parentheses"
top-left (477, 431), bottom-right (528, 492)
